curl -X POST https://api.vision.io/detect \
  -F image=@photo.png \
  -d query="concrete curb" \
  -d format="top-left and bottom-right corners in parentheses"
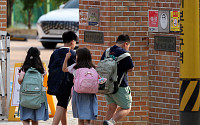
top-left (10, 34), bottom-right (37, 41)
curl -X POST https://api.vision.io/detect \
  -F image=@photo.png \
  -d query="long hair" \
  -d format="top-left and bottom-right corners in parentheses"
top-left (20, 47), bottom-right (44, 74)
top-left (73, 48), bottom-right (95, 69)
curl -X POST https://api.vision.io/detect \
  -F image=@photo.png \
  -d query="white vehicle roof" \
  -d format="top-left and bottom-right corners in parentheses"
top-left (38, 9), bottom-right (79, 22)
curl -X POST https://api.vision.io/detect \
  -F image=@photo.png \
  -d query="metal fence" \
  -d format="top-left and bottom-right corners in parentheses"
top-left (0, 31), bottom-right (10, 119)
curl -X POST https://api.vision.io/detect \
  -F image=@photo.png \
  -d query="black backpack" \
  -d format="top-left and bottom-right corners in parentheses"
top-left (47, 50), bottom-right (72, 95)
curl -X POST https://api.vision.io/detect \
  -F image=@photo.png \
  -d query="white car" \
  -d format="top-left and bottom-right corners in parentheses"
top-left (37, 0), bottom-right (79, 49)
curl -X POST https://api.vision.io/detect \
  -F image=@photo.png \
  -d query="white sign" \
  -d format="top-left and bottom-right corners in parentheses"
top-left (158, 10), bottom-right (170, 32)
top-left (11, 67), bottom-right (20, 106)
top-left (160, 13), bottom-right (168, 29)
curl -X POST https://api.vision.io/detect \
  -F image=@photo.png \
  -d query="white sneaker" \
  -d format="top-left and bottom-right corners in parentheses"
top-left (103, 120), bottom-right (114, 125)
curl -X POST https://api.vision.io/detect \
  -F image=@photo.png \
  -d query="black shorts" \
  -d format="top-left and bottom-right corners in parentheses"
top-left (56, 93), bottom-right (71, 109)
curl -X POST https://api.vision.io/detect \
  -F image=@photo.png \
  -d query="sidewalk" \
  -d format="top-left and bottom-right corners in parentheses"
top-left (0, 96), bottom-right (78, 125)
top-left (0, 110), bottom-right (78, 125)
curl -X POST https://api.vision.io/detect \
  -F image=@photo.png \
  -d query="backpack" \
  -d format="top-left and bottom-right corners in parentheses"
top-left (74, 68), bottom-right (99, 94)
top-left (20, 67), bottom-right (47, 109)
top-left (47, 50), bottom-right (71, 95)
top-left (96, 48), bottom-right (131, 94)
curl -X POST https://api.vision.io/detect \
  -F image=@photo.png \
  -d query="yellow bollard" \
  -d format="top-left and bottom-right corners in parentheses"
top-left (43, 63), bottom-right (56, 117)
top-left (180, 0), bottom-right (200, 124)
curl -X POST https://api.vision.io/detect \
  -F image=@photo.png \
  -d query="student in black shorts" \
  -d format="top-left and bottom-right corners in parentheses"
top-left (48, 31), bottom-right (78, 125)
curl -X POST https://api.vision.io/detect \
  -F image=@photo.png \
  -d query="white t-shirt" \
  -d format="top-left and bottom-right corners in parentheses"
top-left (68, 63), bottom-right (76, 76)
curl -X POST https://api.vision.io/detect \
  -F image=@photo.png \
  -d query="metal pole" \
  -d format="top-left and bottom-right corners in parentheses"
top-left (1, 36), bottom-right (6, 117)
top-left (6, 34), bottom-right (10, 116)
top-left (0, 36), bottom-right (6, 97)
top-left (180, 0), bottom-right (200, 125)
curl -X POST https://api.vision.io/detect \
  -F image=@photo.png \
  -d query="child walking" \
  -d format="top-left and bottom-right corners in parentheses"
top-left (48, 31), bottom-right (78, 125)
top-left (62, 48), bottom-right (98, 125)
top-left (18, 47), bottom-right (49, 125)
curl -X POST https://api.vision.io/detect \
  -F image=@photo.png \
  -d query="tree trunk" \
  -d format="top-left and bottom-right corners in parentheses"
top-left (27, 10), bottom-right (32, 29)
top-left (7, 0), bottom-right (14, 28)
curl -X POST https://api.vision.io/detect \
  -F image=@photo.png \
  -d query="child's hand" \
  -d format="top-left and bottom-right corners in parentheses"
top-left (18, 69), bottom-right (25, 84)
top-left (43, 70), bottom-right (47, 77)
top-left (18, 69), bottom-right (25, 76)
top-left (66, 49), bottom-right (71, 60)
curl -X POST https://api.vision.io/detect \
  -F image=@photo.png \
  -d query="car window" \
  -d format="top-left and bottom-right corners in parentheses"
top-left (63, 0), bottom-right (79, 8)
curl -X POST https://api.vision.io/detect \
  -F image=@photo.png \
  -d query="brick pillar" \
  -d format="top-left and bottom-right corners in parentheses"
top-left (148, 1), bottom-right (180, 125)
top-left (0, 0), bottom-right (7, 31)
top-left (79, 0), bottom-right (180, 125)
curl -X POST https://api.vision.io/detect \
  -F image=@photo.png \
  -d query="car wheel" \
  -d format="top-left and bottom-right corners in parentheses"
top-left (41, 42), bottom-right (57, 49)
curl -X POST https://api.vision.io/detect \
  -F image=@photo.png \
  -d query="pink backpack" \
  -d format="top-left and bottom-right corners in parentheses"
top-left (74, 68), bottom-right (99, 94)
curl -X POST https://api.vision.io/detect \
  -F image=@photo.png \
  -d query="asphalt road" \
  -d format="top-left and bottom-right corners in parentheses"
top-left (10, 39), bottom-right (61, 80)
top-left (0, 39), bottom-right (78, 125)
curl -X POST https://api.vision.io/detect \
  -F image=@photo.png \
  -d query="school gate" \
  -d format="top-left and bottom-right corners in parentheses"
top-left (1, 0), bottom-right (200, 124)
top-left (79, 0), bottom-right (181, 125)
top-left (0, 0), bottom-right (9, 120)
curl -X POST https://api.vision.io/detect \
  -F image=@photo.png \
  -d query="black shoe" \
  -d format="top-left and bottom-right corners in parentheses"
top-left (103, 121), bottom-right (108, 125)
top-left (103, 120), bottom-right (113, 125)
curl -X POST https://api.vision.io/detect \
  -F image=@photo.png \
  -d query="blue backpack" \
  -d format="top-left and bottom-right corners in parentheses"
top-left (20, 67), bottom-right (47, 109)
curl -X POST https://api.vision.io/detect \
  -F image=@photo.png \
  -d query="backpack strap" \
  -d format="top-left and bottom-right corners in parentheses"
top-left (105, 48), bottom-right (110, 58)
top-left (42, 87), bottom-right (48, 109)
top-left (41, 75), bottom-right (48, 109)
top-left (118, 72), bottom-right (128, 88)
top-left (117, 53), bottom-right (131, 86)
top-left (116, 53), bottom-right (131, 62)
top-left (106, 48), bottom-right (131, 61)
top-left (119, 73), bottom-right (125, 85)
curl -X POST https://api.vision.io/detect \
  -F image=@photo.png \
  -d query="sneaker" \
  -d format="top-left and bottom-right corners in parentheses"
top-left (103, 120), bottom-right (114, 125)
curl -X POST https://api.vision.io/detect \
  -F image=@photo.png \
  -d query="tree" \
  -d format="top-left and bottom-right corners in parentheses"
top-left (49, 0), bottom-right (69, 10)
top-left (19, 0), bottom-right (69, 29)
top-left (21, 0), bottom-right (45, 29)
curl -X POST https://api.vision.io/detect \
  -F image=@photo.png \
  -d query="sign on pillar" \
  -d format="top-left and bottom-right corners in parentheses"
top-left (170, 11), bottom-right (180, 32)
top-left (148, 10), bottom-right (158, 32)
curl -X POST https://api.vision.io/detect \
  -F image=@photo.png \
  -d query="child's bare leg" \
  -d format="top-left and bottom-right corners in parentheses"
top-left (22, 120), bottom-right (30, 125)
top-left (86, 120), bottom-right (91, 125)
top-left (32, 120), bottom-right (38, 125)
top-left (78, 119), bottom-right (84, 125)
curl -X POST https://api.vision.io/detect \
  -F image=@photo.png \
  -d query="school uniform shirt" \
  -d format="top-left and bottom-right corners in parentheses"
top-left (101, 45), bottom-right (134, 87)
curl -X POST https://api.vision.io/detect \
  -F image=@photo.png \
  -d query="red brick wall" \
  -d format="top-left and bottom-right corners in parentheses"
top-left (79, 0), bottom-right (180, 125)
top-left (0, 0), bottom-right (6, 31)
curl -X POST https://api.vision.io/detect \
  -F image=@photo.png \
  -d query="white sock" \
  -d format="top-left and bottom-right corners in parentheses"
top-left (109, 118), bottom-right (116, 124)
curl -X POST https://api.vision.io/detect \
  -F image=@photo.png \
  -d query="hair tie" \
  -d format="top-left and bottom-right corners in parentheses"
top-left (30, 56), bottom-right (33, 59)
